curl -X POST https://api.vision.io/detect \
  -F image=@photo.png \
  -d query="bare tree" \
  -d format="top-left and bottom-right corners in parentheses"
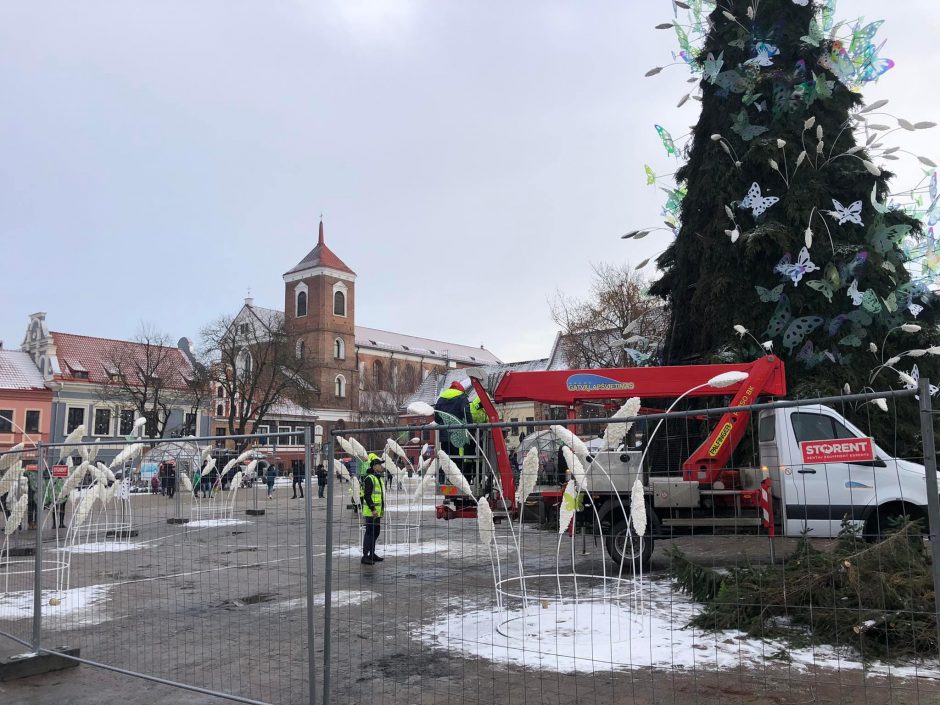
top-left (200, 310), bottom-right (319, 450)
top-left (550, 263), bottom-right (668, 368)
top-left (99, 325), bottom-right (196, 438)
top-left (357, 358), bottom-right (422, 451)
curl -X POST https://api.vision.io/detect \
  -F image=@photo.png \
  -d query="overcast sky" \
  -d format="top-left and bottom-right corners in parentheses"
top-left (2, 1), bottom-right (938, 363)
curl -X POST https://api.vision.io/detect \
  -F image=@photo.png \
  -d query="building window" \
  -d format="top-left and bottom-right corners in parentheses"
top-left (184, 413), bottom-right (197, 435)
top-left (119, 410), bottom-right (135, 435)
top-left (257, 424), bottom-right (269, 438)
top-left (526, 417), bottom-right (535, 436)
top-left (296, 290), bottom-right (308, 317)
top-left (66, 407), bottom-right (86, 434)
top-left (373, 360), bottom-right (383, 388)
top-left (335, 375), bottom-right (346, 398)
top-left (25, 410), bottom-right (40, 434)
top-left (216, 403), bottom-right (224, 417)
top-left (93, 409), bottom-right (112, 436)
top-left (236, 349), bottom-right (252, 376)
top-left (0, 411), bottom-right (13, 434)
top-left (402, 365), bottom-right (416, 390)
top-left (214, 427), bottom-right (227, 448)
top-left (334, 337), bottom-right (345, 360)
top-left (333, 290), bottom-right (346, 317)
top-left (296, 338), bottom-right (306, 360)
top-left (294, 425), bottom-right (306, 444)
top-left (217, 386), bottom-right (224, 398)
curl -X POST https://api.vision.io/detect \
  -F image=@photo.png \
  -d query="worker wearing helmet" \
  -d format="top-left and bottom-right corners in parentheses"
top-left (360, 457), bottom-right (385, 565)
top-left (358, 452), bottom-right (379, 478)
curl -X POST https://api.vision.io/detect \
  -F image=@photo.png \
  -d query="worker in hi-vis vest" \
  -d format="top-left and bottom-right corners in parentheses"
top-left (360, 457), bottom-right (385, 565)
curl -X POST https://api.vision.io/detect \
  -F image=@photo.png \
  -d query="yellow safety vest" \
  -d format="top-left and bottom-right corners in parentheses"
top-left (361, 474), bottom-right (384, 518)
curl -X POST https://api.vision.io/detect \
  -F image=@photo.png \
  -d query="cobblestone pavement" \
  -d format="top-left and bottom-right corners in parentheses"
top-left (1, 482), bottom-right (938, 705)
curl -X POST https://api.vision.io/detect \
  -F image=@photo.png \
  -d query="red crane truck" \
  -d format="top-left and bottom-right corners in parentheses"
top-left (435, 356), bottom-right (932, 568)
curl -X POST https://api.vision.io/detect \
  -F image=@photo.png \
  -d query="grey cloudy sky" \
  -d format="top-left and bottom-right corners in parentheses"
top-left (2, 1), bottom-right (938, 363)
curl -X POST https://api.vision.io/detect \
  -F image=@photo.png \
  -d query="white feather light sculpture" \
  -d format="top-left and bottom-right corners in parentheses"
top-left (407, 401), bottom-right (435, 417)
top-left (0, 462), bottom-right (24, 499)
top-left (72, 489), bottom-right (97, 528)
top-left (335, 436), bottom-right (355, 458)
top-left (382, 453), bottom-right (401, 479)
top-left (235, 449), bottom-right (255, 465)
top-left (558, 480), bottom-right (578, 535)
top-left (603, 397), bottom-right (641, 450)
top-left (385, 438), bottom-right (409, 463)
top-left (0, 443), bottom-right (24, 473)
top-left (202, 457), bottom-right (217, 475)
top-left (349, 475), bottom-right (361, 506)
top-left (109, 443), bottom-right (144, 470)
top-left (4, 495), bottom-right (27, 536)
top-left (181, 474), bottom-right (193, 493)
top-left (515, 447), bottom-right (540, 506)
top-left (85, 439), bottom-right (101, 464)
top-left (437, 450), bottom-right (474, 497)
top-left (201, 445), bottom-right (214, 461)
top-left (550, 425), bottom-right (590, 466)
top-left (630, 478), bottom-right (647, 538)
top-left (562, 446), bottom-right (587, 491)
top-left (477, 497), bottom-right (496, 546)
top-left (58, 461), bottom-right (90, 500)
top-left (244, 460), bottom-right (258, 479)
top-left (332, 459), bottom-right (350, 481)
top-left (412, 460), bottom-right (438, 500)
top-left (230, 471), bottom-right (243, 490)
top-left (349, 438), bottom-right (369, 463)
top-left (58, 424), bottom-right (87, 462)
top-left (132, 416), bottom-right (148, 438)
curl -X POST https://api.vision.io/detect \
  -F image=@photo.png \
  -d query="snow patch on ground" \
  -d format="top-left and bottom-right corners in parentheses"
top-left (261, 590), bottom-right (379, 613)
top-left (60, 542), bottom-right (145, 553)
top-left (0, 584), bottom-right (113, 627)
top-left (414, 578), bottom-right (940, 679)
top-left (187, 519), bottom-right (249, 528)
top-left (386, 504), bottom-right (438, 512)
top-left (336, 540), bottom-right (508, 559)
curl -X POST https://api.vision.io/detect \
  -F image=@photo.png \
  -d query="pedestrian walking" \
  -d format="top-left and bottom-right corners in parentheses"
top-left (361, 457), bottom-right (385, 565)
top-left (316, 463), bottom-right (327, 498)
top-left (265, 462), bottom-right (277, 499)
top-left (292, 461), bottom-right (305, 499)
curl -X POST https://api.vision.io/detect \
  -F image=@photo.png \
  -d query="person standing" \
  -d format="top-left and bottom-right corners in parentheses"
top-left (165, 462), bottom-right (176, 499)
top-left (360, 458), bottom-right (385, 565)
top-left (316, 463), bottom-right (327, 498)
top-left (292, 461), bottom-right (305, 499)
top-left (265, 462), bottom-right (277, 499)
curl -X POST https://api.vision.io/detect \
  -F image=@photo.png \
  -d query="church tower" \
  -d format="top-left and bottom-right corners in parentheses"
top-left (283, 221), bottom-right (358, 423)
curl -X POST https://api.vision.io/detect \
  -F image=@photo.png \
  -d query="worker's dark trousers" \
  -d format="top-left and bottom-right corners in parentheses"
top-left (292, 478), bottom-right (304, 498)
top-left (362, 517), bottom-right (381, 558)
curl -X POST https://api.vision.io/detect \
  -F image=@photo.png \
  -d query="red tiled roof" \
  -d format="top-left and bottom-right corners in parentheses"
top-left (50, 332), bottom-right (193, 388)
top-left (284, 221), bottom-right (355, 276)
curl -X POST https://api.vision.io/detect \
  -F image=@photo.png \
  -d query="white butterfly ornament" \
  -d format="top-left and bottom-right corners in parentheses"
top-left (739, 182), bottom-right (780, 218)
top-left (826, 198), bottom-right (863, 226)
top-left (906, 365), bottom-right (939, 399)
top-left (846, 279), bottom-right (864, 306)
top-left (774, 246), bottom-right (819, 286)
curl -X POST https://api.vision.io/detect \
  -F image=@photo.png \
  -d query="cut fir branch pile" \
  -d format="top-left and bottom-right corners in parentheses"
top-left (668, 519), bottom-right (937, 660)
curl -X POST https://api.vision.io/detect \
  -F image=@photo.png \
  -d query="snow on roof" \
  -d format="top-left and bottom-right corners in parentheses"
top-left (266, 399), bottom-right (317, 418)
top-left (0, 350), bottom-right (46, 391)
top-left (355, 326), bottom-right (501, 365)
top-left (403, 358), bottom-right (549, 410)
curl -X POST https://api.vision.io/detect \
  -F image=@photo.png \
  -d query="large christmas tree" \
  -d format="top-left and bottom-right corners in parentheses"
top-left (641, 0), bottom-right (940, 445)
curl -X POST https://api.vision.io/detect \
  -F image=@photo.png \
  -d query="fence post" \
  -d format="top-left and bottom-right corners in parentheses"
top-left (918, 376), bottom-right (940, 654)
top-left (32, 443), bottom-right (44, 653)
top-left (322, 439), bottom-right (336, 705)
top-left (303, 427), bottom-right (317, 705)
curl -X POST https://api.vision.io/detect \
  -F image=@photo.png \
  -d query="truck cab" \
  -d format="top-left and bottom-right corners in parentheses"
top-left (761, 405), bottom-right (929, 539)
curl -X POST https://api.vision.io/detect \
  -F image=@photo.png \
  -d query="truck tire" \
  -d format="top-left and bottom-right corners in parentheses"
top-left (605, 519), bottom-right (653, 572)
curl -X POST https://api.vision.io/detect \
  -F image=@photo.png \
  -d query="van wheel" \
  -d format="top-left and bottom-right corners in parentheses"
top-left (605, 519), bottom-right (653, 572)
top-left (864, 505), bottom-right (925, 542)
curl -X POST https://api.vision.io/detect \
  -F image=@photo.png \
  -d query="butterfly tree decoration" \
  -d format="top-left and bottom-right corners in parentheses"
top-left (763, 294), bottom-right (826, 353)
top-left (739, 182), bottom-right (779, 218)
top-left (826, 198), bottom-right (864, 226)
top-left (775, 247), bottom-right (819, 285)
top-left (655, 125), bottom-right (678, 157)
top-left (904, 365), bottom-right (940, 399)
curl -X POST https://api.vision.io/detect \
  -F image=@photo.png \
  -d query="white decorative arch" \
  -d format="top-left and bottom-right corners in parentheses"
top-left (295, 282), bottom-right (309, 317)
top-left (332, 281), bottom-right (348, 317)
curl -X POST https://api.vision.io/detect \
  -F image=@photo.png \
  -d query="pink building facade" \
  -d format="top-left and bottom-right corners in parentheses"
top-left (0, 349), bottom-right (52, 450)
